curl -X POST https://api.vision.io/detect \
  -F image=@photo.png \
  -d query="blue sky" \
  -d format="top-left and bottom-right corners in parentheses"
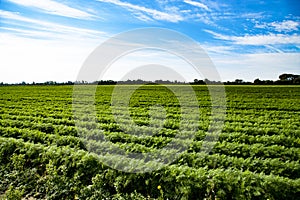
top-left (0, 0), bottom-right (299, 83)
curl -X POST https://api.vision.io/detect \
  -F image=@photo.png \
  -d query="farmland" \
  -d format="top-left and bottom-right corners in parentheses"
top-left (0, 85), bottom-right (299, 199)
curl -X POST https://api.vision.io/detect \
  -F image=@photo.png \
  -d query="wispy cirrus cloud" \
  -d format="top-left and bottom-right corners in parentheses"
top-left (205, 30), bottom-right (300, 45)
top-left (97, 0), bottom-right (183, 22)
top-left (201, 44), bottom-right (234, 54)
top-left (6, 0), bottom-right (96, 19)
top-left (0, 10), bottom-right (107, 40)
top-left (241, 12), bottom-right (265, 19)
top-left (183, 0), bottom-right (210, 11)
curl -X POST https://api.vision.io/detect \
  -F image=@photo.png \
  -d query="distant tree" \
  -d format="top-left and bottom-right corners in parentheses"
top-left (192, 79), bottom-right (205, 85)
top-left (254, 79), bottom-right (274, 85)
top-left (44, 81), bottom-right (56, 85)
top-left (204, 78), bottom-right (210, 84)
top-left (96, 80), bottom-right (116, 85)
top-left (155, 79), bottom-right (163, 84)
top-left (254, 78), bottom-right (261, 84)
top-left (294, 76), bottom-right (300, 84)
top-left (265, 80), bottom-right (274, 85)
top-left (279, 74), bottom-right (296, 81)
top-left (235, 79), bottom-right (243, 84)
top-left (278, 73), bottom-right (300, 84)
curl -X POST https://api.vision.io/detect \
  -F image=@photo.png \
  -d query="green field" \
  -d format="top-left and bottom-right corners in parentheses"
top-left (0, 85), bottom-right (299, 199)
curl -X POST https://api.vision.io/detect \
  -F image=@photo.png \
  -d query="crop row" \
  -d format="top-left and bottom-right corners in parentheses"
top-left (1, 136), bottom-right (299, 199)
top-left (1, 114), bottom-right (299, 145)
top-left (1, 116), bottom-right (299, 161)
top-left (1, 123), bottom-right (299, 180)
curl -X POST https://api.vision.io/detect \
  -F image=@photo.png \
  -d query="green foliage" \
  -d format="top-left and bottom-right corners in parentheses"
top-left (1, 186), bottom-right (24, 200)
top-left (0, 85), bottom-right (299, 199)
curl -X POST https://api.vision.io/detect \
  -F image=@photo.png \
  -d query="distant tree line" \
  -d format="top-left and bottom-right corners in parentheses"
top-left (224, 73), bottom-right (300, 85)
top-left (0, 81), bottom-right (75, 86)
top-left (1, 73), bottom-right (299, 86)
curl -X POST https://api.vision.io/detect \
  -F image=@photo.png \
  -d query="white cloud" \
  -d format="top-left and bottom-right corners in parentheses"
top-left (270, 20), bottom-right (299, 32)
top-left (201, 44), bottom-right (233, 54)
top-left (205, 30), bottom-right (300, 45)
top-left (97, 0), bottom-right (183, 22)
top-left (0, 33), bottom-right (99, 83)
top-left (195, 13), bottom-right (214, 25)
top-left (0, 11), bottom-right (107, 84)
top-left (183, 0), bottom-right (210, 11)
top-left (133, 13), bottom-right (154, 22)
top-left (1, 32), bottom-right (299, 83)
top-left (7, 0), bottom-right (96, 19)
top-left (180, 9), bottom-right (192, 13)
top-left (0, 10), bottom-right (107, 40)
top-left (241, 12), bottom-right (264, 19)
top-left (234, 34), bottom-right (300, 45)
top-left (255, 20), bottom-right (299, 32)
